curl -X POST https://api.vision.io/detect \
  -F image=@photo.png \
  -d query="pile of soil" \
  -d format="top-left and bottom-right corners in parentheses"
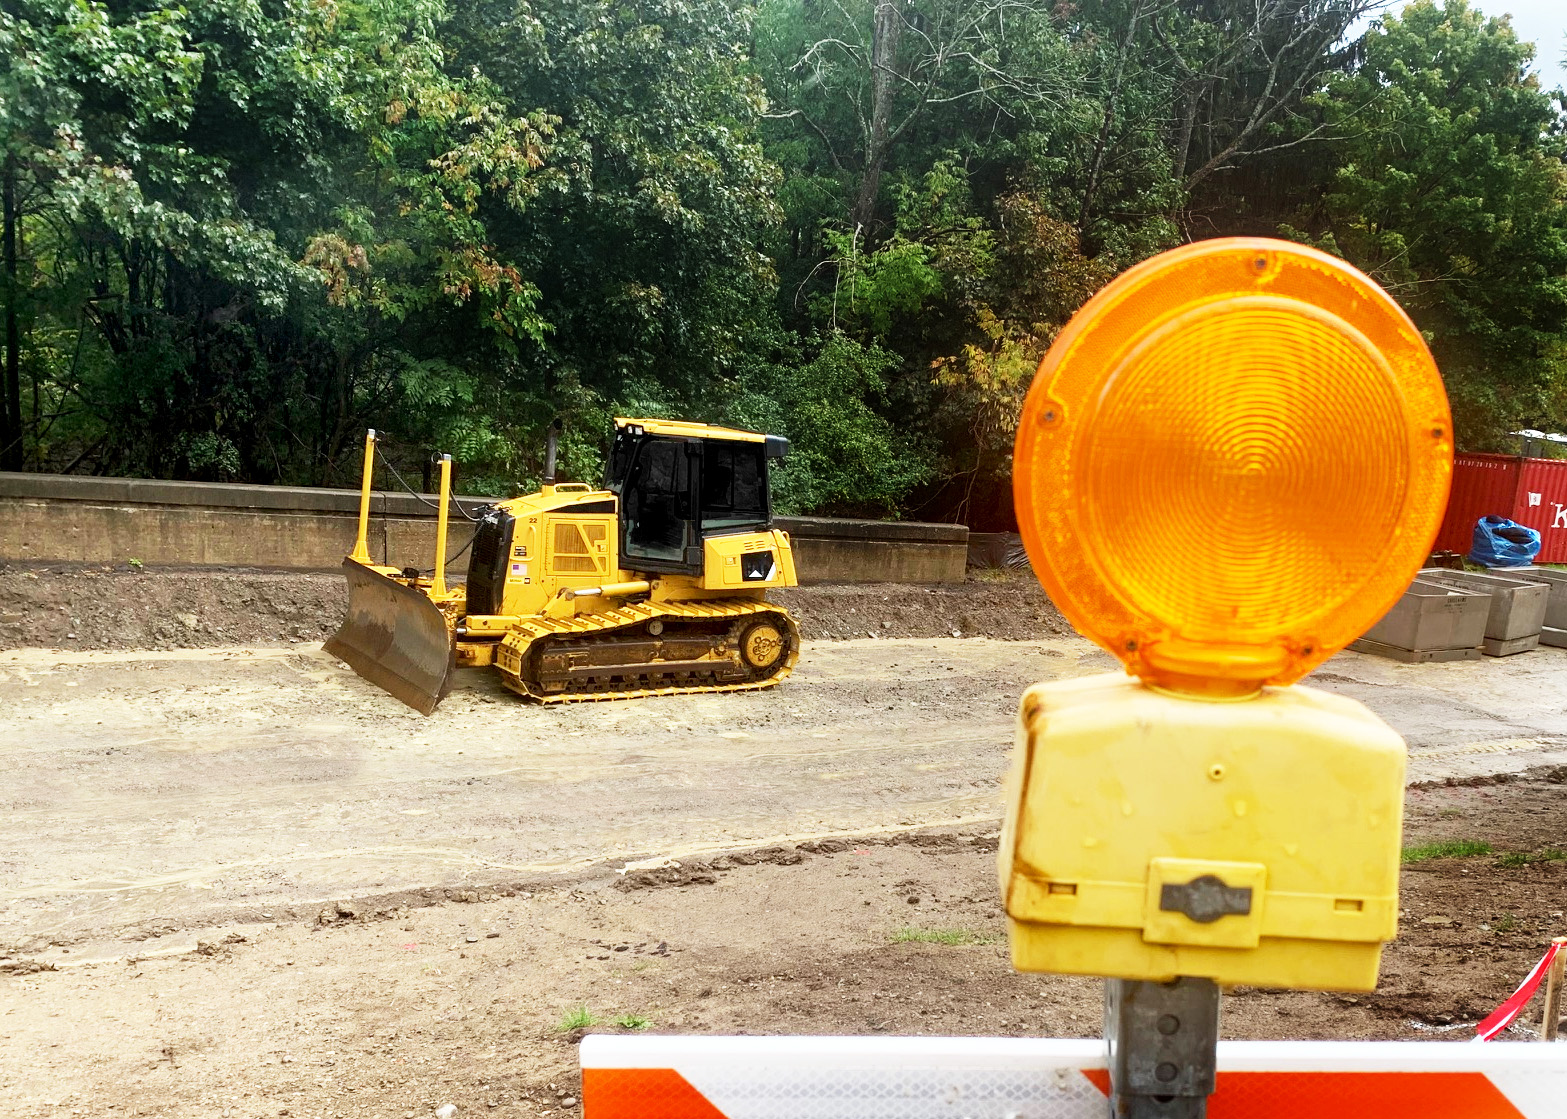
top-left (775, 574), bottom-right (1070, 642)
top-left (0, 566), bottom-right (345, 651)
top-left (0, 564), bottom-right (1070, 651)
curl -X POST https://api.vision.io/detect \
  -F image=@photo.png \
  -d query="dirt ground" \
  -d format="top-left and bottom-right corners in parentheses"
top-left (3, 778), bottom-right (1567, 1119)
top-left (4, 566), bottom-right (1567, 1119)
top-left (5, 628), bottom-right (1566, 958)
top-left (0, 633), bottom-right (1112, 954)
top-left (0, 565), bottom-right (1069, 651)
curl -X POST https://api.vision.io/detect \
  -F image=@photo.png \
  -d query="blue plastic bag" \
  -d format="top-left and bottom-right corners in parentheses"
top-left (1469, 515), bottom-right (1541, 568)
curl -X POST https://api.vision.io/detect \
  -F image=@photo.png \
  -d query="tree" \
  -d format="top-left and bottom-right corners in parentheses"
top-left (0, 0), bottom-right (555, 483)
top-left (1150, 0), bottom-right (1382, 191)
top-left (725, 329), bottom-right (934, 515)
top-left (1302, 0), bottom-right (1567, 446)
top-left (442, 0), bottom-right (785, 468)
top-left (0, 0), bottom-right (203, 470)
top-left (8, 0), bottom-right (1563, 531)
top-left (756, 1), bottom-right (1172, 522)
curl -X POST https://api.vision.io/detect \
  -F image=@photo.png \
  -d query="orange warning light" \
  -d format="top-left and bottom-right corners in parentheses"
top-left (1014, 237), bottom-right (1451, 694)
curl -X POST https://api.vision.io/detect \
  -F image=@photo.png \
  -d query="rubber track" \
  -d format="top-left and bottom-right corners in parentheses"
top-left (495, 599), bottom-right (801, 704)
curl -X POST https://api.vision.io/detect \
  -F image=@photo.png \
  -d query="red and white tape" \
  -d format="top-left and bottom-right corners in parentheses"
top-left (1475, 940), bottom-right (1563, 1042)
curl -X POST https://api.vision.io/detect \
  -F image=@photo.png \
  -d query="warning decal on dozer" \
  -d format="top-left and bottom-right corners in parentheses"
top-left (580, 1035), bottom-right (1567, 1119)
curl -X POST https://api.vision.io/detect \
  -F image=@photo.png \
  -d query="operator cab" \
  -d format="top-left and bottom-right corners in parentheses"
top-left (604, 418), bottom-right (789, 574)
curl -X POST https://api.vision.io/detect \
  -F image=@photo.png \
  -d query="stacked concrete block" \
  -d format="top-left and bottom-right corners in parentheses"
top-left (1514, 567), bottom-right (1567, 648)
top-left (1351, 578), bottom-right (1490, 662)
top-left (1413, 569), bottom-right (1551, 656)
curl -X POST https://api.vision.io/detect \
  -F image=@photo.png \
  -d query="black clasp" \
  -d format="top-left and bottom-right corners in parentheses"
top-left (1159, 875), bottom-right (1252, 924)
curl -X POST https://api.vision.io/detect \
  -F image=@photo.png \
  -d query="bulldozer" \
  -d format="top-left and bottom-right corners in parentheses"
top-left (324, 418), bottom-right (802, 713)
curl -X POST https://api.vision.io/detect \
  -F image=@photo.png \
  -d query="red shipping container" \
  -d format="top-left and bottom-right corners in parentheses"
top-left (1437, 452), bottom-right (1567, 563)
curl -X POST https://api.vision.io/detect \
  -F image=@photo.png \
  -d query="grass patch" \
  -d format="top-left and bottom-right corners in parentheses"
top-left (1497, 848), bottom-right (1567, 868)
top-left (613, 1013), bottom-right (654, 1030)
top-left (557, 1004), bottom-right (598, 1032)
top-left (1401, 839), bottom-right (1493, 863)
top-left (892, 926), bottom-right (996, 946)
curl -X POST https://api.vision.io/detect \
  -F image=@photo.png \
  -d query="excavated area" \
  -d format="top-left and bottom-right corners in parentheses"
top-left (3, 564), bottom-right (1567, 1118)
top-left (3, 778), bottom-right (1566, 1119)
top-left (0, 564), bottom-right (1069, 651)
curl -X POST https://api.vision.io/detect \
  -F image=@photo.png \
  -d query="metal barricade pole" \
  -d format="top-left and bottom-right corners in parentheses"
top-left (1105, 977), bottom-right (1220, 1117)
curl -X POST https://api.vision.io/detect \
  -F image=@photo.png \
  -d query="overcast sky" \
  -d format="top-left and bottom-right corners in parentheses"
top-left (1367, 0), bottom-right (1567, 90)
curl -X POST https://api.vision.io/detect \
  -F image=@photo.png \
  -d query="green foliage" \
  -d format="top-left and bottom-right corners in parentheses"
top-left (1300, 0), bottom-right (1567, 448)
top-left (812, 231), bottom-right (944, 339)
top-left (1401, 839), bottom-right (1494, 863)
top-left (929, 196), bottom-right (1111, 521)
top-left (1, 0), bottom-right (560, 481)
top-left (613, 1012), bottom-right (654, 1030)
top-left (3, 0), bottom-right (1565, 528)
top-left (557, 1004), bottom-right (598, 1031)
top-left (727, 331), bottom-right (932, 516)
top-left (891, 926), bottom-right (997, 946)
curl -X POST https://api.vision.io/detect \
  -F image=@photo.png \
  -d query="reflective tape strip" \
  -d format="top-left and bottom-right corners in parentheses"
top-left (580, 1036), bottom-right (1567, 1119)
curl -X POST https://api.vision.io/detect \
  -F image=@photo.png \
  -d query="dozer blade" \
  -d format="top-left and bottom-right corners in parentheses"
top-left (324, 558), bottom-right (456, 715)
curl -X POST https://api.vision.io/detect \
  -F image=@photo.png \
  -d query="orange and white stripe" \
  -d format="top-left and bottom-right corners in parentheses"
top-left (581, 1035), bottom-right (1567, 1118)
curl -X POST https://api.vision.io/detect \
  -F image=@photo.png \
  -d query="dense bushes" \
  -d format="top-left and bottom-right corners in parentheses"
top-left (3, 0), bottom-right (1563, 525)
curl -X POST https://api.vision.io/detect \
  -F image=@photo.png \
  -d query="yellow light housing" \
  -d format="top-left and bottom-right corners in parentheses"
top-left (1014, 238), bottom-right (1452, 693)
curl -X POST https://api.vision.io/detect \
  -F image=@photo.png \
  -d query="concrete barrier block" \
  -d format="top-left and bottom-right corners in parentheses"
top-left (1510, 566), bottom-right (1567, 631)
top-left (1415, 569), bottom-right (1550, 644)
top-left (0, 472), bottom-right (968, 584)
top-left (1357, 577), bottom-right (1490, 656)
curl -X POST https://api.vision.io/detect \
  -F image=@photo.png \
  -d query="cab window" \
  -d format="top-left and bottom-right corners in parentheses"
top-left (621, 438), bottom-right (692, 563)
top-left (604, 431), bottom-right (638, 493)
top-left (700, 441), bottom-right (768, 534)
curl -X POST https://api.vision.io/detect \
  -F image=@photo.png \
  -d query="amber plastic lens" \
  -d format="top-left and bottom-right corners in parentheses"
top-left (1014, 239), bottom-right (1451, 691)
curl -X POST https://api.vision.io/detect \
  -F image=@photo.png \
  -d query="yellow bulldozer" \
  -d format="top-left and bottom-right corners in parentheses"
top-left (326, 418), bottom-right (802, 713)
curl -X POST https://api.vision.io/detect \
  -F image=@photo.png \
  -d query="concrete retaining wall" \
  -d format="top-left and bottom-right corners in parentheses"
top-left (777, 516), bottom-right (967, 585)
top-left (0, 472), bottom-right (967, 584)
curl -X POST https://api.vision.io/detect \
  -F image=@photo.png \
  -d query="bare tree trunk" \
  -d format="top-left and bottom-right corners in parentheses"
top-left (1173, 85), bottom-right (1202, 183)
top-left (1079, 0), bottom-right (1146, 231)
top-left (2, 158), bottom-right (22, 472)
top-left (850, 1), bottom-right (903, 233)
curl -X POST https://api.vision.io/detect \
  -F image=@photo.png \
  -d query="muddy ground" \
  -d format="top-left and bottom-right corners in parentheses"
top-left (0, 565), bottom-right (1069, 651)
top-left (3, 566), bottom-right (1567, 1119)
top-left (3, 778), bottom-right (1566, 1119)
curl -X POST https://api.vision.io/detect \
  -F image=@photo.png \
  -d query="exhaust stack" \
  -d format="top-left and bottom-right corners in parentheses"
top-left (543, 420), bottom-right (562, 486)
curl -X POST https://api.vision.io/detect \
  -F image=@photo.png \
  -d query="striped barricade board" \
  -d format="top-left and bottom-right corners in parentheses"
top-left (580, 1034), bottom-right (1567, 1118)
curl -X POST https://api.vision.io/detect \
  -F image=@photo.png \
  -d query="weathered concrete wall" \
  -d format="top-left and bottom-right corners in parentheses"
top-left (778, 516), bottom-right (967, 585)
top-left (0, 473), bottom-right (968, 584)
top-left (0, 472), bottom-right (475, 572)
